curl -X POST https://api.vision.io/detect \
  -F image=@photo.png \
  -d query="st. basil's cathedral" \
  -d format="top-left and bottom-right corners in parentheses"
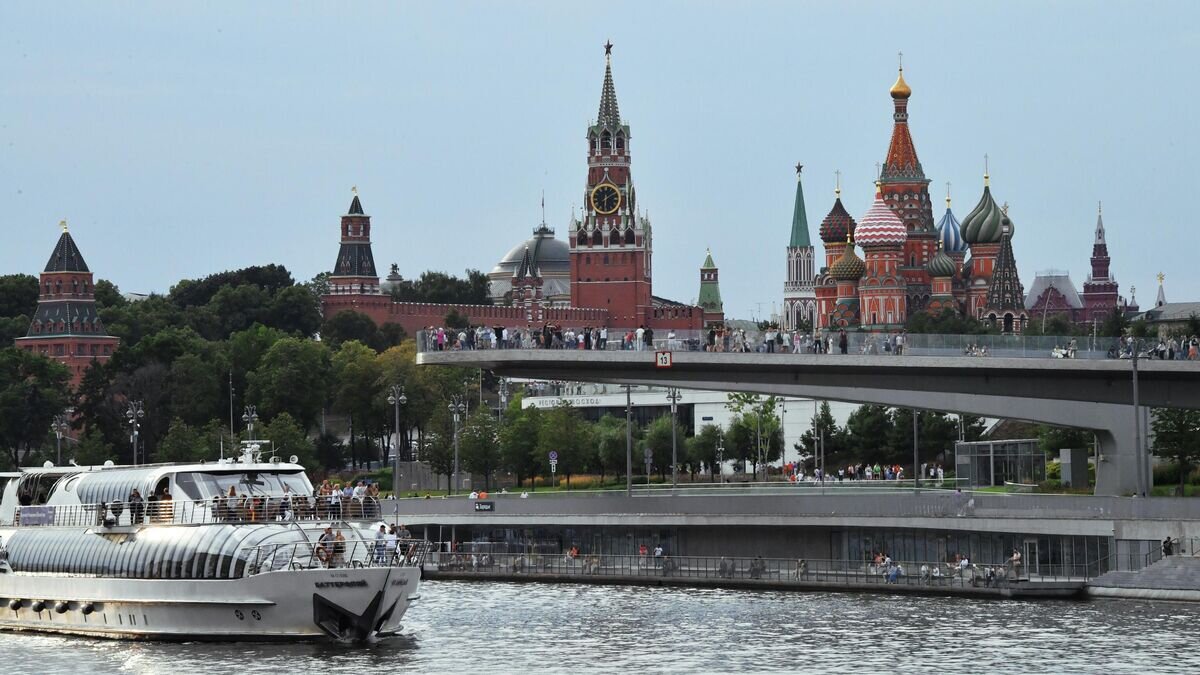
top-left (783, 64), bottom-right (1133, 334)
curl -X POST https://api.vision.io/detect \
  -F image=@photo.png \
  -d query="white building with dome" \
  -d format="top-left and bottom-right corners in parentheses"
top-left (488, 223), bottom-right (573, 306)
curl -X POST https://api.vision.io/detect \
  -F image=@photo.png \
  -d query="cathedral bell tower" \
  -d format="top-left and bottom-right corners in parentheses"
top-left (569, 42), bottom-right (652, 327)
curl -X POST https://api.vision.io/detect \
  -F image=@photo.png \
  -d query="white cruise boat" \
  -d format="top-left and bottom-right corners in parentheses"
top-left (0, 445), bottom-right (427, 641)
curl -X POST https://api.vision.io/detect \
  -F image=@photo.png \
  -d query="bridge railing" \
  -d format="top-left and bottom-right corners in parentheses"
top-left (429, 551), bottom-right (1096, 585)
top-left (415, 329), bottom-right (1141, 360)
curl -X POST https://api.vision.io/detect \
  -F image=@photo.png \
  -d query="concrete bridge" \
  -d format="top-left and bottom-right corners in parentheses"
top-left (416, 348), bottom-right (1200, 496)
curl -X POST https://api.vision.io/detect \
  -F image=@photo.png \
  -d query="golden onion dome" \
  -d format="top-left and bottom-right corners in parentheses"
top-left (829, 235), bottom-right (866, 281)
top-left (890, 67), bottom-right (912, 99)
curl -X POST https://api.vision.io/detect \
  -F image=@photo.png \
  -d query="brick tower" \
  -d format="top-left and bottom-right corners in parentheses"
top-left (570, 42), bottom-right (651, 327)
top-left (15, 223), bottom-right (120, 386)
top-left (1081, 202), bottom-right (1119, 322)
top-left (879, 61), bottom-right (936, 313)
top-left (328, 191), bottom-right (380, 296)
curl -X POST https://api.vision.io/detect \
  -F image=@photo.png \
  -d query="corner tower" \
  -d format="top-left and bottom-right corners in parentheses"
top-left (879, 60), bottom-right (936, 312)
top-left (15, 222), bottom-right (120, 386)
top-left (328, 191), bottom-right (380, 295)
top-left (570, 42), bottom-right (651, 326)
top-left (783, 164), bottom-right (817, 330)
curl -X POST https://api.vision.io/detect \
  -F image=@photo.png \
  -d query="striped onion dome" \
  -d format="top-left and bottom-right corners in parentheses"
top-left (961, 182), bottom-right (1007, 244)
top-left (829, 236), bottom-right (866, 281)
top-left (937, 206), bottom-right (966, 254)
top-left (926, 245), bottom-right (957, 278)
top-left (854, 186), bottom-right (907, 248)
top-left (818, 197), bottom-right (857, 244)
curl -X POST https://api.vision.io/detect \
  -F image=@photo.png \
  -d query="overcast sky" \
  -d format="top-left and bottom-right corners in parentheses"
top-left (2, 1), bottom-right (1195, 320)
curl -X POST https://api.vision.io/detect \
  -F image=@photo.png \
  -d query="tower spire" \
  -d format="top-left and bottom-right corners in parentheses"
top-left (597, 41), bottom-right (621, 129)
top-left (834, 170), bottom-right (841, 198)
top-left (945, 181), bottom-right (951, 208)
top-left (789, 163), bottom-right (811, 247)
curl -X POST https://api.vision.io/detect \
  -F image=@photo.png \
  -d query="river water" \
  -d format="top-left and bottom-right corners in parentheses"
top-left (2, 581), bottom-right (1198, 673)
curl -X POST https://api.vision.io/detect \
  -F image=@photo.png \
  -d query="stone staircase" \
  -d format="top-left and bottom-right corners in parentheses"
top-left (1087, 555), bottom-right (1200, 601)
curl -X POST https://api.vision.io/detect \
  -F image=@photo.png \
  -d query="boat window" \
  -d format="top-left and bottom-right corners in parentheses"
top-left (173, 473), bottom-right (202, 501)
top-left (179, 471), bottom-right (311, 499)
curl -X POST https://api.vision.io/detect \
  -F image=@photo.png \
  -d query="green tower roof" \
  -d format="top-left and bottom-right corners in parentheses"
top-left (789, 168), bottom-right (811, 248)
top-left (698, 249), bottom-right (723, 312)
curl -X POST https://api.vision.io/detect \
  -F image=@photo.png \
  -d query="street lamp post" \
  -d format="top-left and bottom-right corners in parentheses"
top-left (716, 439), bottom-right (725, 483)
top-left (1131, 339), bottom-right (1144, 496)
top-left (666, 388), bottom-right (682, 490)
top-left (125, 401), bottom-right (144, 466)
top-left (449, 395), bottom-right (467, 495)
top-left (912, 408), bottom-right (919, 491)
top-left (498, 379), bottom-right (509, 419)
top-left (242, 405), bottom-right (258, 441)
top-left (625, 385), bottom-right (633, 496)
top-left (51, 411), bottom-right (71, 466)
top-left (388, 385), bottom-right (408, 508)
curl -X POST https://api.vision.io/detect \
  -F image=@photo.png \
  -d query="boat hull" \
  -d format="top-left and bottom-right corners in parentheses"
top-left (0, 565), bottom-right (421, 641)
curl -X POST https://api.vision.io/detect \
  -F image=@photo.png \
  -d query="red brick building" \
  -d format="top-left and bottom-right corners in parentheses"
top-left (14, 225), bottom-right (120, 386)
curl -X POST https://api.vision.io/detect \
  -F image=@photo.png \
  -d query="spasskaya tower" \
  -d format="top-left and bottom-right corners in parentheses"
top-left (569, 42), bottom-right (652, 327)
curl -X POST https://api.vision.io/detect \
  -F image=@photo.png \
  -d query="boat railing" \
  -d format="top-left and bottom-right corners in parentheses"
top-left (241, 538), bottom-right (432, 577)
top-left (13, 495), bottom-right (388, 528)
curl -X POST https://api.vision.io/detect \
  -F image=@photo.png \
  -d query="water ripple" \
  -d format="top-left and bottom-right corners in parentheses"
top-left (1, 581), bottom-right (1198, 673)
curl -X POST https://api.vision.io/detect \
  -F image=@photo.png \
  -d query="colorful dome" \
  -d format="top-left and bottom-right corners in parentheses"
top-left (854, 187), bottom-right (907, 248)
top-left (818, 196), bottom-right (857, 244)
top-left (926, 245), bottom-right (957, 278)
top-left (890, 68), bottom-right (912, 99)
top-left (937, 205), bottom-right (966, 254)
top-left (829, 236), bottom-right (865, 281)
top-left (960, 183), bottom-right (1006, 245)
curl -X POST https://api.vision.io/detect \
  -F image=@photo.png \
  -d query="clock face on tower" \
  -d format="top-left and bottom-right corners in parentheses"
top-left (590, 183), bottom-right (621, 215)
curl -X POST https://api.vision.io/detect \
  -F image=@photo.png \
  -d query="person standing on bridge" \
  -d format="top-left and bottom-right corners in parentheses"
top-left (838, 329), bottom-right (848, 354)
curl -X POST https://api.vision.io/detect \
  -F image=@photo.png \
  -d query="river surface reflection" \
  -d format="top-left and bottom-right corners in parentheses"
top-left (1, 581), bottom-right (1198, 673)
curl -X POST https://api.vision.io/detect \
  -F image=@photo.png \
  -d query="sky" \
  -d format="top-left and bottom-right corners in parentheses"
top-left (2, 1), bottom-right (1196, 321)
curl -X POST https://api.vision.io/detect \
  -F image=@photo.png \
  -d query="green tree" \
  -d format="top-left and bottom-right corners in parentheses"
top-left (443, 309), bottom-right (470, 331)
top-left (537, 402), bottom-right (589, 487)
top-left (1037, 425), bottom-right (1093, 456)
top-left (205, 284), bottom-right (271, 339)
top-left (331, 340), bottom-right (385, 468)
top-left (425, 407), bottom-right (456, 491)
top-left (321, 310), bottom-right (380, 351)
top-left (0, 348), bottom-right (71, 466)
top-left (845, 404), bottom-right (893, 462)
top-left (168, 352), bottom-right (227, 427)
top-left (0, 274), bottom-right (39, 317)
top-left (1151, 408), bottom-right (1200, 491)
top-left (156, 418), bottom-right (210, 463)
top-left (643, 415), bottom-right (675, 479)
top-left (390, 269), bottom-right (493, 305)
top-left (460, 409), bottom-right (501, 490)
top-left (0, 316), bottom-right (29, 345)
top-left (1098, 307), bottom-right (1129, 338)
top-left (499, 396), bottom-right (541, 489)
top-left (268, 285), bottom-right (322, 337)
top-left (259, 412), bottom-right (318, 469)
top-left (246, 337), bottom-right (332, 432)
top-left (93, 279), bottom-right (127, 310)
top-left (73, 429), bottom-right (117, 466)
top-left (687, 423), bottom-right (724, 481)
top-left (592, 414), bottom-right (629, 483)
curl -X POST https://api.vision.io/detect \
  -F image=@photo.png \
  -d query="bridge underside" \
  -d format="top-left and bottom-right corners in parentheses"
top-left (418, 351), bottom-right (1200, 496)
